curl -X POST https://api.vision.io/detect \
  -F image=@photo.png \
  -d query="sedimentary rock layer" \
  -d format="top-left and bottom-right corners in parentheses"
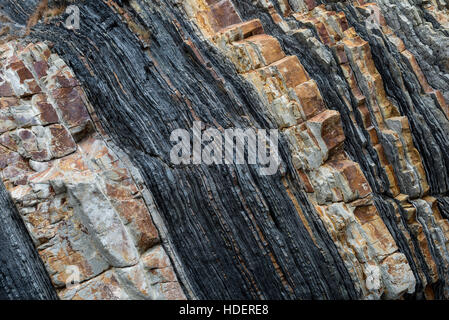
top-left (0, 39), bottom-right (185, 300)
top-left (0, 182), bottom-right (57, 299)
top-left (0, 0), bottom-right (449, 300)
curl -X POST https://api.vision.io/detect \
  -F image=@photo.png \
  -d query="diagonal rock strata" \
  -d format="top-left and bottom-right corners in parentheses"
top-left (0, 40), bottom-right (185, 300)
top-left (183, 0), bottom-right (418, 299)
top-left (227, 0), bottom-right (449, 298)
top-left (0, 0), bottom-right (449, 300)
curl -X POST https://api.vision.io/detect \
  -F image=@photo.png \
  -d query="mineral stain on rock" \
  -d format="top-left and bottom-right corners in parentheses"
top-left (0, 0), bottom-right (449, 300)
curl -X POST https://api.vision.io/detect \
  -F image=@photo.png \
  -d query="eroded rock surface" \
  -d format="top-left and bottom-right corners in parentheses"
top-left (0, 40), bottom-right (185, 300)
top-left (0, 0), bottom-right (449, 300)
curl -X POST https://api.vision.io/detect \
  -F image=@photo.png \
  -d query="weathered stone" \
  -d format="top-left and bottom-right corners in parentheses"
top-left (32, 94), bottom-right (59, 125)
top-left (59, 270), bottom-right (129, 300)
top-left (67, 181), bottom-right (140, 268)
top-left (2, 0), bottom-right (449, 301)
top-left (142, 245), bottom-right (186, 300)
top-left (0, 40), bottom-right (184, 300)
top-left (293, 80), bottom-right (325, 120)
top-left (48, 124), bottom-right (76, 158)
top-left (113, 199), bottom-right (159, 252)
top-left (51, 87), bottom-right (90, 134)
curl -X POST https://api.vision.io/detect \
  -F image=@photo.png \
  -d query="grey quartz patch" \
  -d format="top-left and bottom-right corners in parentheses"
top-left (67, 180), bottom-right (140, 268)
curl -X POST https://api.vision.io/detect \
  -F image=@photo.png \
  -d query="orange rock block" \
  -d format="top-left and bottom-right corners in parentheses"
top-left (243, 35), bottom-right (286, 66)
top-left (270, 55), bottom-right (310, 88)
top-left (329, 159), bottom-right (372, 199)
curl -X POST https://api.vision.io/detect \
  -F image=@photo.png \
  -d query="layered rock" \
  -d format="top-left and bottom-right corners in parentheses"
top-left (182, 0), bottom-right (417, 299)
top-left (1, 0), bottom-right (449, 300)
top-left (0, 40), bottom-right (185, 300)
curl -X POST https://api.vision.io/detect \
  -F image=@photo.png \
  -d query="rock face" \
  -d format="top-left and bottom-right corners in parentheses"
top-left (0, 0), bottom-right (449, 300)
top-left (0, 178), bottom-right (57, 299)
top-left (0, 40), bottom-right (185, 300)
